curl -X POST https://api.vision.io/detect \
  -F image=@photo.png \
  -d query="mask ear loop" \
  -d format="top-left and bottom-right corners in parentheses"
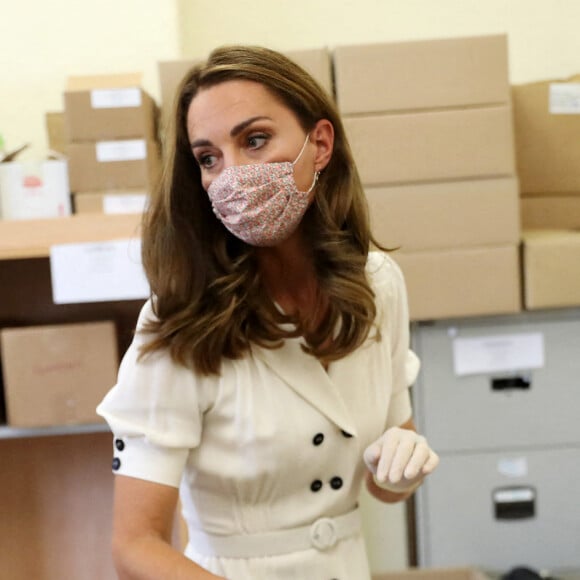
top-left (293, 133), bottom-right (320, 194)
top-left (304, 170), bottom-right (320, 194)
top-left (292, 133), bottom-right (311, 166)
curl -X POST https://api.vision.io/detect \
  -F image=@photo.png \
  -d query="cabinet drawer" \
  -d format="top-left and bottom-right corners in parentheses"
top-left (412, 309), bottom-right (580, 452)
top-left (415, 446), bottom-right (580, 569)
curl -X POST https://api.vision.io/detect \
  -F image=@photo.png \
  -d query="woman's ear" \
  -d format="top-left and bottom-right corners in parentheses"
top-left (311, 119), bottom-right (334, 172)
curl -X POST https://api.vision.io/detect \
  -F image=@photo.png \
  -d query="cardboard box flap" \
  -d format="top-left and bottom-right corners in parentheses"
top-left (66, 73), bottom-right (143, 91)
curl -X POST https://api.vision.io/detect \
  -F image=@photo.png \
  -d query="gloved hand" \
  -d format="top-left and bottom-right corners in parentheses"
top-left (363, 427), bottom-right (439, 494)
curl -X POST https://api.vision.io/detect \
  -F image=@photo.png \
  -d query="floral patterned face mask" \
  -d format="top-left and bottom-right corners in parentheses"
top-left (206, 134), bottom-right (319, 247)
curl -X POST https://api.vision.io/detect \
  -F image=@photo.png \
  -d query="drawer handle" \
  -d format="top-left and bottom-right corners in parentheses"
top-left (491, 376), bottom-right (531, 391)
top-left (493, 486), bottom-right (536, 520)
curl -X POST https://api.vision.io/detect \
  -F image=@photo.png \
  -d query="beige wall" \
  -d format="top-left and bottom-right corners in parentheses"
top-left (179, 0), bottom-right (580, 85)
top-left (1, 0), bottom-right (181, 159)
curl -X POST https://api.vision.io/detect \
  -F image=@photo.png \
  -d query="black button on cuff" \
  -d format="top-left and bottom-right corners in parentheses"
top-left (310, 479), bottom-right (323, 492)
top-left (115, 438), bottom-right (125, 451)
top-left (312, 433), bottom-right (324, 446)
top-left (330, 476), bottom-right (343, 490)
top-left (112, 457), bottom-right (121, 471)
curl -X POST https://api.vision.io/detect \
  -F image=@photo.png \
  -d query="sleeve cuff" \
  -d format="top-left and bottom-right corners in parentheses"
top-left (110, 434), bottom-right (189, 488)
top-left (405, 350), bottom-right (421, 387)
top-left (385, 388), bottom-right (412, 429)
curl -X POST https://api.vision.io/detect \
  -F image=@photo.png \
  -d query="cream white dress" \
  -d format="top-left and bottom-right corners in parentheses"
top-left (97, 251), bottom-right (420, 580)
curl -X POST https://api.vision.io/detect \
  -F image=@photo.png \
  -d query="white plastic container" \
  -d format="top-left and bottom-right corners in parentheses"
top-left (0, 159), bottom-right (71, 220)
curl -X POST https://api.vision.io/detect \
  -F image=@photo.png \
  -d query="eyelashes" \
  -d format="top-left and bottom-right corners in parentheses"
top-left (194, 130), bottom-right (273, 171)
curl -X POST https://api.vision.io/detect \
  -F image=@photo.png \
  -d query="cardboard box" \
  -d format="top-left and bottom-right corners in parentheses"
top-left (522, 230), bottom-right (580, 309)
top-left (45, 111), bottom-right (67, 155)
top-left (67, 140), bottom-right (160, 193)
top-left (157, 47), bottom-right (333, 124)
top-left (345, 106), bottom-right (515, 186)
top-left (521, 195), bottom-right (580, 229)
top-left (0, 321), bottom-right (118, 428)
top-left (0, 160), bottom-right (71, 220)
top-left (512, 75), bottom-right (580, 194)
top-left (335, 35), bottom-right (509, 115)
top-left (393, 245), bottom-right (521, 320)
top-left (286, 47), bottom-right (333, 96)
top-left (73, 189), bottom-right (148, 214)
top-left (158, 59), bottom-right (201, 124)
top-left (366, 177), bottom-right (520, 251)
top-left (373, 568), bottom-right (490, 580)
top-left (64, 73), bottom-right (158, 142)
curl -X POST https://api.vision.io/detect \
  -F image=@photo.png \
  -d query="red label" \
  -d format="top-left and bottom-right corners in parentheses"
top-left (23, 175), bottom-right (43, 187)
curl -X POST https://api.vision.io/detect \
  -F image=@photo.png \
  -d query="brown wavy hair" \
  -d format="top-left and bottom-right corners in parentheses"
top-left (140, 45), bottom-right (382, 375)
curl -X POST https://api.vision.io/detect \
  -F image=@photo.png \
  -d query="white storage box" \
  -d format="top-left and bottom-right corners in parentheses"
top-left (0, 160), bottom-right (71, 220)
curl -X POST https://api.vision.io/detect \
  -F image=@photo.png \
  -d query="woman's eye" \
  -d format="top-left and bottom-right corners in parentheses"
top-left (247, 134), bottom-right (269, 149)
top-left (198, 154), bottom-right (217, 169)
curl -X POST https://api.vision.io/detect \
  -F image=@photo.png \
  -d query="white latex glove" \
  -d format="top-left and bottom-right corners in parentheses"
top-left (363, 427), bottom-right (439, 494)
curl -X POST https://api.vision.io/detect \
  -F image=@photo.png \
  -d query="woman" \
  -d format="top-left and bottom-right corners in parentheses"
top-left (97, 45), bottom-right (439, 580)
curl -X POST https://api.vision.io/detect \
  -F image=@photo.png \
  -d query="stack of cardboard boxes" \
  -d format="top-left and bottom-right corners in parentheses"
top-left (64, 73), bottom-right (160, 214)
top-left (513, 75), bottom-right (580, 309)
top-left (334, 35), bottom-right (521, 321)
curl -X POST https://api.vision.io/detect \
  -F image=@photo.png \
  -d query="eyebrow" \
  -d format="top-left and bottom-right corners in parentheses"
top-left (190, 115), bottom-right (273, 150)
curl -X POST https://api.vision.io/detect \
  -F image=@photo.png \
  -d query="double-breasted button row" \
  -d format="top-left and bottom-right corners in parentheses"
top-left (309, 429), bottom-right (352, 493)
top-left (112, 438), bottom-right (125, 471)
top-left (311, 477), bottom-right (344, 492)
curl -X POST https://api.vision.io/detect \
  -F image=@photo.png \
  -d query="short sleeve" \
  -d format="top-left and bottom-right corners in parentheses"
top-left (96, 300), bottom-right (211, 488)
top-left (367, 252), bottom-right (420, 429)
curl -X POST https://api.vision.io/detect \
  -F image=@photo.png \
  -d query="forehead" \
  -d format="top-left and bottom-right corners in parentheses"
top-left (186, 79), bottom-right (294, 140)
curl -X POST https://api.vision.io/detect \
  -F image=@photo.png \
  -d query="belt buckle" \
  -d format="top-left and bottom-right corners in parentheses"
top-left (309, 517), bottom-right (338, 551)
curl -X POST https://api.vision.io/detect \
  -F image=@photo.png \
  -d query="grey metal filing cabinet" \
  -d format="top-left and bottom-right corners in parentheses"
top-left (411, 308), bottom-right (580, 570)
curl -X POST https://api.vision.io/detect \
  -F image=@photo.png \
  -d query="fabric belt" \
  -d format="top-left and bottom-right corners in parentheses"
top-left (185, 507), bottom-right (362, 558)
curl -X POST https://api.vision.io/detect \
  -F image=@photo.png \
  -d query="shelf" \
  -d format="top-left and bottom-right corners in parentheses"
top-left (0, 422), bottom-right (111, 440)
top-left (0, 213), bottom-right (142, 260)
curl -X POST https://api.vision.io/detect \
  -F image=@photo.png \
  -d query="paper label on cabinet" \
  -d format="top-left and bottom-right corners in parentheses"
top-left (549, 83), bottom-right (580, 114)
top-left (103, 194), bottom-right (148, 215)
top-left (452, 332), bottom-right (544, 376)
top-left (91, 88), bottom-right (142, 109)
top-left (497, 457), bottom-right (528, 478)
top-left (96, 140), bottom-right (147, 162)
top-left (493, 487), bottom-right (534, 503)
top-left (50, 239), bottom-right (149, 304)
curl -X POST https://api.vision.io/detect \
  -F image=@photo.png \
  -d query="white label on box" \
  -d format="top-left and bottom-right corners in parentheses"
top-left (452, 332), bottom-right (544, 376)
top-left (549, 83), bottom-right (580, 114)
top-left (91, 88), bottom-right (142, 109)
top-left (50, 239), bottom-right (149, 304)
top-left (497, 457), bottom-right (528, 478)
top-left (96, 140), bottom-right (147, 163)
top-left (104, 194), bottom-right (148, 215)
